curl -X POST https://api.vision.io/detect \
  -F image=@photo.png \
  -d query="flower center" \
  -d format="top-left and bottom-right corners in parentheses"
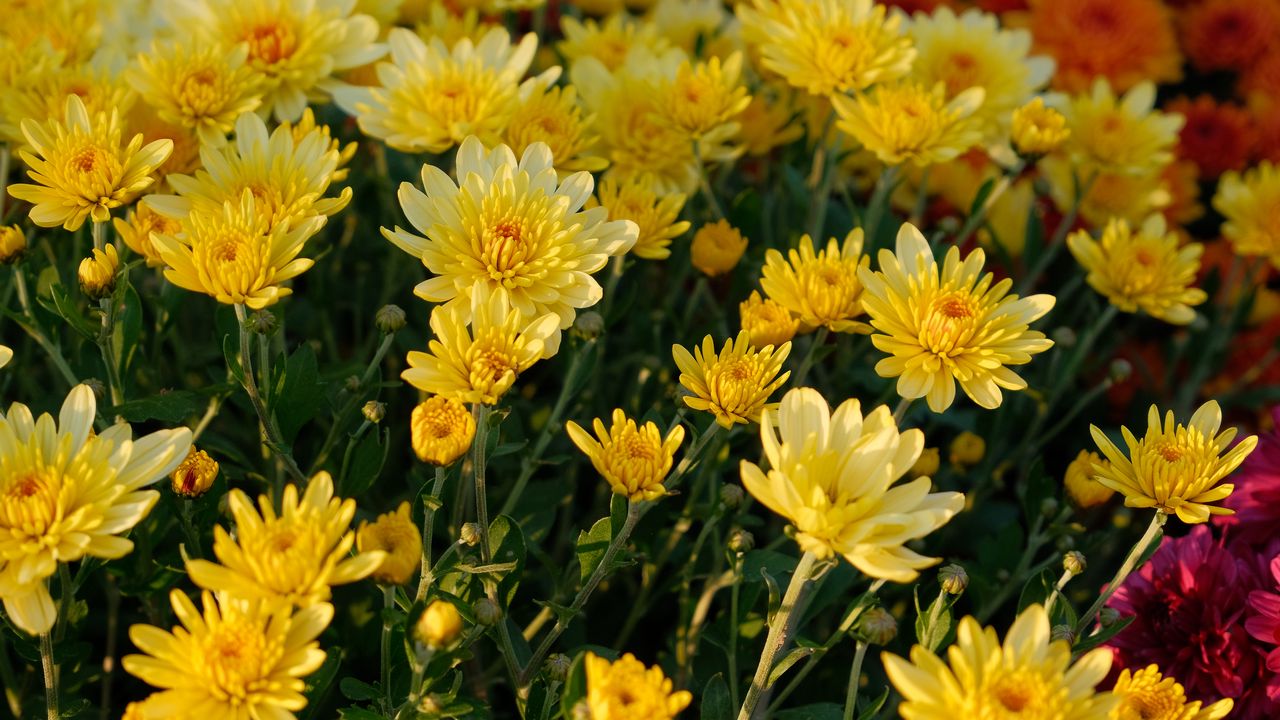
top-left (1156, 444), bottom-right (1183, 462)
top-left (469, 343), bottom-right (518, 392)
top-left (203, 620), bottom-right (269, 702)
top-left (245, 21), bottom-right (296, 66)
top-left (70, 147), bottom-right (101, 174)
top-left (0, 468), bottom-right (62, 536)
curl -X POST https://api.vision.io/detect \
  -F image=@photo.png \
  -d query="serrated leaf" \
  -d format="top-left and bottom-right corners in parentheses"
top-left (766, 646), bottom-right (814, 688)
top-left (49, 282), bottom-right (97, 339)
top-left (109, 390), bottom-right (206, 423)
top-left (343, 427), bottom-right (390, 497)
top-left (275, 343), bottom-right (325, 445)
top-left (113, 281), bottom-right (143, 377)
top-left (576, 517), bottom-right (611, 584)
top-left (700, 674), bottom-right (732, 720)
top-left (488, 515), bottom-right (526, 607)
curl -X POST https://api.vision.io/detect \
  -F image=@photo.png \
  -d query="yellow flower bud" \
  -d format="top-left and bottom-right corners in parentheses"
top-left (948, 432), bottom-right (985, 468)
top-left (0, 225), bottom-right (26, 264)
top-left (415, 600), bottom-right (463, 649)
top-left (411, 396), bottom-right (476, 466)
top-left (908, 447), bottom-right (940, 479)
top-left (356, 502), bottom-right (423, 586)
top-left (170, 448), bottom-right (219, 497)
top-left (1064, 449), bottom-right (1115, 508)
top-left (1011, 98), bottom-right (1069, 157)
top-left (739, 290), bottom-right (800, 348)
top-left (691, 220), bottom-right (747, 277)
top-left (78, 244), bottom-right (119, 300)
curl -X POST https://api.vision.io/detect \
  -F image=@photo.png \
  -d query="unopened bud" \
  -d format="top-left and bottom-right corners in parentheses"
top-left (0, 225), bottom-right (27, 264)
top-left (1040, 497), bottom-right (1059, 518)
top-left (376, 304), bottom-right (406, 334)
top-left (78, 245), bottom-right (118, 300)
top-left (720, 484), bottom-right (744, 509)
top-left (414, 600), bottom-right (463, 649)
top-left (727, 529), bottom-right (754, 554)
top-left (908, 447), bottom-right (940, 479)
top-left (1062, 551), bottom-right (1087, 575)
top-left (544, 653), bottom-right (572, 682)
top-left (418, 695), bottom-right (443, 714)
top-left (949, 432), bottom-right (985, 468)
top-left (460, 522), bottom-right (482, 547)
top-left (573, 310), bottom-right (605, 339)
top-left (939, 564), bottom-right (968, 595)
top-left (344, 375), bottom-right (361, 392)
top-left (362, 400), bottom-right (386, 424)
top-left (1099, 607), bottom-right (1121, 627)
top-left (249, 310), bottom-right (278, 336)
top-left (83, 378), bottom-right (107, 401)
top-left (856, 607), bottom-right (898, 645)
top-left (1050, 625), bottom-right (1075, 643)
top-left (1051, 326), bottom-right (1077, 348)
top-left (473, 597), bottom-right (502, 626)
top-left (171, 448), bottom-right (219, 497)
top-left (1109, 359), bottom-right (1132, 383)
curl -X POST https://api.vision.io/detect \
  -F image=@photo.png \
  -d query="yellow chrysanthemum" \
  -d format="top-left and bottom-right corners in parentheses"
top-left (760, 230), bottom-right (871, 334)
top-left (0, 62), bottom-right (134, 148)
top-left (858, 223), bottom-right (1055, 413)
top-left (567, 409), bottom-right (685, 502)
top-left (280, 108), bottom-right (357, 183)
top-left (736, 84), bottom-right (805, 156)
top-left (739, 290), bottom-right (800, 349)
top-left (127, 41), bottom-right (265, 147)
top-left (181, 0), bottom-right (385, 121)
top-left (356, 502), bottom-right (423, 586)
top-left (737, 0), bottom-right (914, 97)
top-left (1110, 665), bottom-right (1233, 720)
top-left (386, 136), bottom-right (637, 330)
top-left (503, 80), bottom-right (607, 175)
top-left (1012, 97), bottom-right (1070, 157)
top-left (171, 448), bottom-right (220, 498)
top-left (0, 384), bottom-right (192, 635)
top-left (114, 199), bottom-right (184, 268)
top-left (403, 287), bottom-right (561, 405)
top-left (8, 95), bottom-right (172, 231)
top-left (1058, 79), bottom-right (1184, 177)
top-left (152, 191), bottom-right (322, 310)
top-left (740, 387), bottom-right (964, 580)
top-left (413, 4), bottom-right (491, 49)
top-left (78, 244), bottom-right (119, 300)
top-left (672, 331), bottom-right (791, 428)
top-left (415, 599), bottom-right (464, 649)
top-left (648, 0), bottom-right (728, 55)
top-left (884, 604), bottom-right (1118, 720)
top-left (1, 0), bottom-right (98, 66)
top-left (335, 27), bottom-right (540, 153)
top-left (1215, 161), bottom-right (1280, 269)
top-left (1067, 214), bottom-right (1207, 325)
top-left (1064, 450), bottom-right (1115, 509)
top-left (691, 219), bottom-right (748, 277)
top-left (585, 652), bottom-right (692, 720)
top-left (411, 396), bottom-right (476, 465)
top-left (662, 52), bottom-right (751, 140)
top-left (592, 177), bottom-right (689, 261)
top-left (1089, 401), bottom-right (1258, 524)
top-left (186, 472), bottom-right (385, 608)
top-left (148, 111), bottom-right (352, 230)
top-left (833, 81), bottom-right (985, 167)
top-left (124, 108), bottom-right (204, 195)
top-left (0, 346), bottom-right (11, 369)
top-left (123, 590), bottom-right (331, 720)
top-left (558, 13), bottom-right (671, 72)
top-left (1041, 157), bottom-right (1171, 229)
top-left (0, 226), bottom-right (26, 264)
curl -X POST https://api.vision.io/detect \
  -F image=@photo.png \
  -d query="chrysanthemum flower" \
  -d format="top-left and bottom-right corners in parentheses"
top-left (0, 346), bottom-right (11, 369)
top-left (1166, 96), bottom-right (1256, 179)
top-left (740, 388), bottom-right (963, 580)
top-left (1181, 0), bottom-right (1280, 73)
top-left (416, 600), bottom-right (464, 649)
top-left (1057, 79), bottom-right (1184, 177)
top-left (648, 0), bottom-right (728, 55)
top-left (736, 0), bottom-right (915, 97)
top-left (356, 502), bottom-right (422, 585)
top-left (186, 472), bottom-right (385, 608)
top-left (566, 409), bottom-right (685, 502)
top-left (671, 331), bottom-right (791, 428)
top-left (334, 27), bottom-right (540, 153)
top-left (739, 291), bottom-right (800, 349)
top-left (883, 604), bottom-right (1117, 719)
top-left (410, 395), bottom-right (476, 465)
top-left (152, 190), bottom-right (322, 310)
top-left (124, 108), bottom-right (204, 194)
top-left (1011, 97), bottom-right (1070, 157)
top-left (123, 590), bottom-right (331, 719)
top-left (8, 95), bottom-right (172, 231)
top-left (1067, 214), bottom-right (1207, 325)
top-left (1222, 408), bottom-right (1280, 547)
top-left (1041, 158), bottom-right (1171, 229)
top-left (592, 177), bottom-right (689, 261)
top-left (1248, 557), bottom-right (1280, 681)
top-left (760, 230), bottom-right (871, 334)
top-left (0, 63), bottom-right (134, 148)
top-left (585, 652), bottom-right (692, 720)
top-left (1162, 161), bottom-right (1205, 227)
top-left (113, 200), bottom-right (183, 268)
top-left (904, 8), bottom-right (1054, 142)
top-left (736, 84), bottom-right (805, 156)
top-left (857, 223), bottom-right (1055, 413)
top-left (127, 41), bottom-right (265, 147)
top-left (661, 53), bottom-right (751, 140)
top-left (557, 13), bottom-right (671, 72)
top-left (412, 3), bottom-right (493, 49)
top-left (0, 225), bottom-right (25, 265)
top-left (180, 0), bottom-right (385, 121)
top-left (1112, 665), bottom-right (1234, 720)
top-left (1064, 449), bottom-right (1115, 509)
top-left (0, 384), bottom-right (192, 635)
top-left (1215, 161), bottom-right (1280, 269)
top-left (280, 108), bottom-right (357, 183)
top-left (386, 136), bottom-right (636, 330)
top-left (1089, 401), bottom-right (1257, 524)
top-left (1024, 0), bottom-right (1181, 93)
top-left (502, 80), bottom-right (607, 175)
top-left (403, 287), bottom-right (561, 405)
top-left (171, 448), bottom-right (220, 498)
top-left (834, 81), bottom-right (984, 167)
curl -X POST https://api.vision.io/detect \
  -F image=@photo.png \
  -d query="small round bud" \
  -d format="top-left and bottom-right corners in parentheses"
top-left (362, 400), bottom-right (386, 424)
top-left (1011, 97), bottom-right (1070, 157)
top-left (1040, 497), bottom-right (1060, 519)
top-left (1109, 359), bottom-right (1133, 383)
top-left (0, 225), bottom-right (27, 264)
top-left (472, 597), bottom-right (502, 626)
top-left (1056, 535), bottom-right (1076, 552)
top-left (414, 600), bottom-right (463, 649)
top-left (460, 522), bottom-right (482, 547)
top-left (544, 653), bottom-right (572, 682)
top-left (719, 484), bottom-right (744, 509)
top-left (727, 529), bottom-right (754, 554)
top-left (171, 448), bottom-right (220, 497)
top-left (948, 432), bottom-right (985, 469)
top-left (412, 396), bottom-right (476, 466)
top-left (938, 564), bottom-right (969, 595)
top-left (375, 304), bottom-right (406, 334)
top-left (78, 245), bottom-right (118, 301)
top-left (344, 375), bottom-right (361, 393)
top-left (691, 220), bottom-right (747, 277)
top-left (1051, 326), bottom-right (1078, 348)
top-left (572, 702), bottom-right (592, 720)
top-left (908, 447), bottom-right (940, 479)
top-left (418, 695), bottom-right (443, 714)
top-left (573, 310), bottom-right (605, 339)
top-left (249, 310), bottom-right (278, 336)
top-left (1099, 607), bottom-right (1121, 627)
top-left (856, 607), bottom-right (898, 645)
top-left (1062, 551), bottom-right (1087, 575)
top-left (1064, 450), bottom-right (1115, 509)
top-left (1050, 625), bottom-right (1075, 643)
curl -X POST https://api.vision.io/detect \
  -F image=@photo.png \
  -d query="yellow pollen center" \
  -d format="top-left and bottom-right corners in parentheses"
top-left (71, 147), bottom-right (100, 174)
top-left (245, 22), bottom-right (296, 65)
top-left (1157, 445), bottom-right (1183, 462)
top-left (0, 468), bottom-right (62, 537)
top-left (202, 621), bottom-right (270, 702)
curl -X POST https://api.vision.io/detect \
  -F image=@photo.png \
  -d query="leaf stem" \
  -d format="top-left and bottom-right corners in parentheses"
top-left (1074, 512), bottom-right (1164, 639)
top-left (233, 303), bottom-right (305, 494)
top-left (738, 551), bottom-right (819, 720)
top-left (40, 629), bottom-right (57, 720)
top-left (842, 641), bottom-right (869, 720)
top-left (416, 465), bottom-right (450, 602)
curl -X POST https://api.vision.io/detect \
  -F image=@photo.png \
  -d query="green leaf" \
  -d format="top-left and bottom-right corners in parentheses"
top-left (762, 567), bottom-right (781, 624)
top-left (48, 282), bottom-right (97, 339)
top-left (338, 677), bottom-right (380, 701)
top-left (766, 645), bottom-right (814, 687)
top-left (609, 494), bottom-right (627, 538)
top-left (775, 703), bottom-right (844, 720)
top-left (700, 674), bottom-right (732, 720)
top-left (337, 708), bottom-right (385, 720)
top-left (302, 649), bottom-right (343, 718)
top-left (856, 687), bottom-right (891, 720)
top-left (109, 390), bottom-right (207, 424)
top-left (1073, 615), bottom-right (1135, 654)
top-left (112, 281), bottom-right (143, 377)
top-left (343, 427), bottom-right (390, 497)
top-left (488, 515), bottom-right (527, 607)
top-left (222, 334), bottom-right (244, 385)
top-left (275, 344), bottom-right (325, 446)
top-left (742, 550), bottom-right (798, 585)
top-left (967, 178), bottom-right (997, 219)
top-left (576, 517), bottom-right (611, 584)
top-left (560, 652), bottom-right (588, 719)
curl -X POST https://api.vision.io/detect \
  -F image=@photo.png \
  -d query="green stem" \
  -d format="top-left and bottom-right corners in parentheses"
top-left (381, 586), bottom-right (395, 713)
top-left (180, 499), bottom-right (203, 559)
top-left (842, 641), bottom-right (869, 720)
top-left (1042, 568), bottom-right (1076, 620)
top-left (1074, 512), bottom-right (1164, 639)
top-left (792, 327), bottom-right (829, 387)
top-left (92, 222), bottom-right (124, 410)
top-left (807, 129), bottom-right (844, 240)
top-left (693, 139), bottom-right (726, 221)
top-left (1016, 169), bottom-right (1098, 295)
top-left (233, 304), bottom-right (305, 492)
top-left (471, 404), bottom-right (493, 562)
top-left (310, 332), bottom-right (397, 472)
top-left (954, 161), bottom-right (1025, 246)
top-left (0, 631), bottom-right (23, 718)
top-left (729, 554), bottom-right (743, 711)
top-left (892, 397), bottom-right (913, 425)
top-left (40, 631), bottom-right (56, 720)
top-left (862, 165), bottom-right (901, 247)
top-left (416, 465), bottom-right (450, 602)
top-left (11, 267), bottom-right (80, 390)
top-left (738, 552), bottom-right (819, 720)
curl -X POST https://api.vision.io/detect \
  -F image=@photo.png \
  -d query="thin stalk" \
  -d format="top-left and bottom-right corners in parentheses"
top-left (11, 267), bottom-right (80, 390)
top-left (693, 139), bottom-right (726, 220)
top-left (179, 499), bottom-right (203, 559)
top-left (910, 167), bottom-right (931, 226)
top-left (892, 397), bottom-right (913, 425)
top-left (381, 586), bottom-right (395, 713)
top-left (191, 395), bottom-right (221, 442)
top-left (842, 641), bottom-right (869, 720)
top-left (738, 552), bottom-right (819, 720)
top-left (792, 327), bottom-right (829, 387)
top-left (233, 304), bottom-right (305, 491)
top-left (41, 629), bottom-right (57, 720)
top-left (311, 332), bottom-right (397, 472)
top-left (471, 404), bottom-right (493, 562)
top-left (953, 161), bottom-right (1025, 246)
top-left (862, 165), bottom-right (901, 247)
top-left (1074, 512), bottom-right (1164, 639)
top-left (1042, 567), bottom-right (1076, 619)
top-left (92, 222), bottom-right (124, 410)
top-left (807, 130), bottom-right (844, 240)
top-left (98, 576), bottom-right (120, 720)
top-left (416, 465), bottom-right (450, 602)
top-left (729, 554), bottom-right (744, 711)
top-left (1016, 170), bottom-right (1098, 295)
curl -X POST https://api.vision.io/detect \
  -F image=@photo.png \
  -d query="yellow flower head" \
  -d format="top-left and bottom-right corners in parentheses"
top-left (672, 331), bottom-right (791, 428)
top-left (1111, 665), bottom-right (1234, 720)
top-left (411, 396), bottom-right (476, 465)
top-left (357, 502), bottom-right (423, 586)
top-left (413, 4), bottom-right (492, 49)
top-left (127, 41), bottom-right (265, 147)
top-left (662, 52), bottom-right (751, 139)
top-left (1012, 97), bottom-right (1070, 157)
top-left (1215, 161), bottom-right (1280, 269)
top-left (114, 200), bottom-right (183, 268)
top-left (184, 0), bottom-right (385, 121)
top-left (739, 290), bottom-right (800, 349)
top-left (1041, 158), bottom-right (1171, 229)
top-left (8, 94), bottom-right (172, 231)
top-left (415, 599), bottom-right (464, 649)
top-left (737, 0), bottom-right (915, 97)
top-left (503, 80), bottom-right (608, 175)
top-left (1067, 214), bottom-right (1207, 325)
top-left (0, 384), bottom-right (192, 634)
top-left (123, 590), bottom-right (331, 719)
top-left (833, 81), bottom-right (985, 167)
top-left (909, 447), bottom-right (941, 480)
top-left (1064, 450), bottom-right (1115, 509)
top-left (0, 346), bottom-right (10, 370)
top-left (760, 230), bottom-right (871, 334)
top-left (1089, 401), bottom-right (1258, 524)
top-left (592, 176), bottom-right (690, 261)
top-left (280, 108), bottom-right (358, 183)
top-left (124, 108), bottom-right (204, 195)
top-left (170, 448), bottom-right (220, 498)
top-left (567, 409), bottom-right (686, 502)
top-left (741, 387), bottom-right (965, 581)
top-left (858, 223), bottom-right (1055, 413)
top-left (558, 13), bottom-right (671, 72)
top-left (691, 219), bottom-right (748, 277)
top-left (78, 244), bottom-right (119, 301)
top-left (884, 604), bottom-right (1117, 720)
top-left (736, 84), bottom-right (805, 157)
top-left (403, 286), bottom-right (561, 405)
top-left (0, 225), bottom-right (26, 264)
top-left (0, 62), bottom-right (134, 148)
top-left (335, 27), bottom-right (539, 153)
top-left (1059, 79), bottom-right (1184, 176)
top-left (585, 652), bottom-right (692, 720)
top-left (387, 136), bottom-right (637, 331)
top-left (186, 472), bottom-right (386, 608)
top-left (948, 431), bottom-right (986, 468)
top-left (152, 190), bottom-right (322, 310)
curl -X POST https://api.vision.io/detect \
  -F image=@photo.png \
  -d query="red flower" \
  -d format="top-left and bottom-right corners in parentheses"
top-left (1180, 0), bottom-right (1280, 73)
top-left (1246, 555), bottom-right (1280, 682)
top-left (1220, 408), bottom-right (1280, 547)
top-left (1166, 95), bottom-right (1256, 178)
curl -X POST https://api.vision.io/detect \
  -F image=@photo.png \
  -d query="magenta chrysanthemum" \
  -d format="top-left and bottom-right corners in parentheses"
top-left (1219, 407), bottom-right (1280, 547)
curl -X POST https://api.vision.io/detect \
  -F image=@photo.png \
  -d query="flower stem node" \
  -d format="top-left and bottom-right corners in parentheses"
top-left (362, 401), bottom-right (386, 424)
top-left (1050, 624), bottom-right (1075, 643)
top-left (473, 597), bottom-right (502, 627)
top-left (375, 304), bottom-right (406, 334)
top-left (719, 484), bottom-right (744, 509)
top-left (1099, 607), bottom-right (1122, 627)
top-left (460, 522), bottom-right (483, 547)
top-left (573, 310), bottom-right (605, 340)
top-left (544, 653), bottom-right (572, 683)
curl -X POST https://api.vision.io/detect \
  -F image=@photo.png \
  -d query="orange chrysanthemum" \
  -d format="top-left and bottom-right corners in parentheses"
top-left (1180, 0), bottom-right (1280, 73)
top-left (1253, 107), bottom-right (1280, 165)
top-left (1167, 96), bottom-right (1256, 179)
top-left (1023, 0), bottom-right (1181, 93)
